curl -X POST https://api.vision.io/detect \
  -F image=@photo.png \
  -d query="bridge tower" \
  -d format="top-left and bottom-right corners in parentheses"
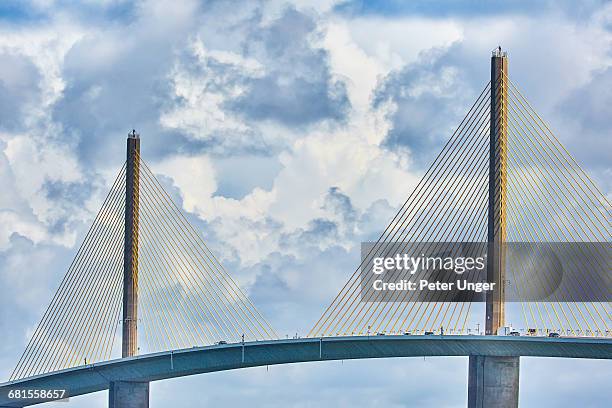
top-left (111, 131), bottom-right (150, 408)
top-left (486, 46), bottom-right (508, 336)
top-left (468, 48), bottom-right (519, 408)
top-left (122, 130), bottom-right (140, 358)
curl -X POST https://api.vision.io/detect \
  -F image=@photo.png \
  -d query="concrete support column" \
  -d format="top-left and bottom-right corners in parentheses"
top-left (109, 381), bottom-right (149, 408)
top-left (122, 131), bottom-right (140, 358)
top-left (486, 47), bottom-right (508, 335)
top-left (115, 132), bottom-right (148, 408)
top-left (468, 355), bottom-right (519, 408)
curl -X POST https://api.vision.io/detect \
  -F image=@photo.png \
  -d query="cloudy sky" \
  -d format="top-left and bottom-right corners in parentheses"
top-left (1, 0), bottom-right (611, 406)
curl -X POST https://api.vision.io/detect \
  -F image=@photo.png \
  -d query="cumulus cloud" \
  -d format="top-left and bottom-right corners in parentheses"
top-left (0, 52), bottom-right (41, 131)
top-left (0, 0), bottom-right (611, 406)
top-left (161, 4), bottom-right (352, 156)
top-left (373, 46), bottom-right (474, 166)
top-left (556, 66), bottom-right (612, 193)
top-left (230, 7), bottom-right (350, 126)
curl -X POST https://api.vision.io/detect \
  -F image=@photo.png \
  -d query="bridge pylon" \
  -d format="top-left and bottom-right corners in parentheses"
top-left (468, 47), bottom-right (519, 408)
top-left (486, 46), bottom-right (508, 336)
top-left (122, 130), bottom-right (140, 358)
top-left (113, 131), bottom-right (149, 408)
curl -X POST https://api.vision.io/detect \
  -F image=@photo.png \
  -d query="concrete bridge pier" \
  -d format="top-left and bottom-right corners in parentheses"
top-left (109, 381), bottom-right (149, 408)
top-left (468, 355), bottom-right (519, 408)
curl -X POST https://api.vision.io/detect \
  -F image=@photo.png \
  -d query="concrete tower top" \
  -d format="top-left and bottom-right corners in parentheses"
top-left (492, 46), bottom-right (507, 58)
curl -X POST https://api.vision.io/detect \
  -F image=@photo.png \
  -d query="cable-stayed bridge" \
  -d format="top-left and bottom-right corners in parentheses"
top-left (1, 49), bottom-right (610, 408)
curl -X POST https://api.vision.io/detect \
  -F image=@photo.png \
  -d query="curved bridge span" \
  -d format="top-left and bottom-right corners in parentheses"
top-left (1, 336), bottom-right (611, 407)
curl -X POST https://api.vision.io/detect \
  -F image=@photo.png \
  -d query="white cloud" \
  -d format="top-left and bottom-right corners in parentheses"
top-left (0, 1), bottom-right (610, 405)
top-left (160, 41), bottom-right (261, 147)
top-left (341, 16), bottom-right (464, 72)
top-left (0, 211), bottom-right (48, 249)
top-left (154, 153), bottom-right (217, 215)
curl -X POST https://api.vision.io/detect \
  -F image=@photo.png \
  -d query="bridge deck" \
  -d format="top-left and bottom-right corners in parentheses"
top-left (1, 335), bottom-right (611, 407)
